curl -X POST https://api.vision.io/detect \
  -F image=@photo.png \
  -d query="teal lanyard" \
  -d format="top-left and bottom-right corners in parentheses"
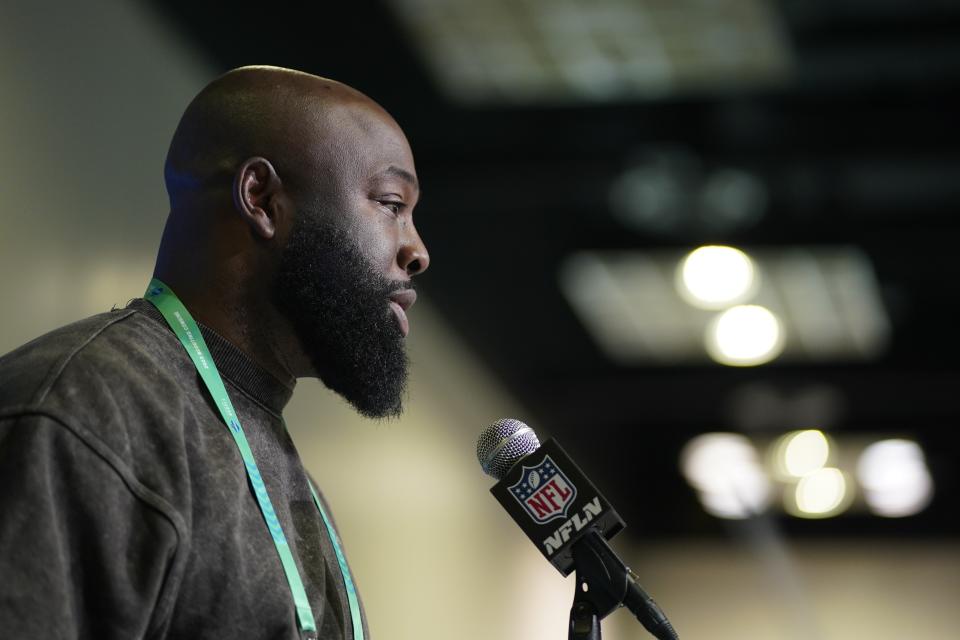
top-left (307, 474), bottom-right (365, 638)
top-left (145, 278), bottom-right (364, 640)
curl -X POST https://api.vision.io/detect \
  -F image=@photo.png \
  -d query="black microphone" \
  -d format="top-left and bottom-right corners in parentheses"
top-left (477, 418), bottom-right (679, 640)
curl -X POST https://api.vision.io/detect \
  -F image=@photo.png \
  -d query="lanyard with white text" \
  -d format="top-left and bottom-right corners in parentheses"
top-left (145, 278), bottom-right (364, 640)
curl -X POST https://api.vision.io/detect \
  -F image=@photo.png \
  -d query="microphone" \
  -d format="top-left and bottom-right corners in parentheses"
top-left (477, 418), bottom-right (679, 640)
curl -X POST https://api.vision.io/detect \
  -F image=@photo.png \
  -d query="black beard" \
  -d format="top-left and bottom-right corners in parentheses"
top-left (272, 208), bottom-right (410, 419)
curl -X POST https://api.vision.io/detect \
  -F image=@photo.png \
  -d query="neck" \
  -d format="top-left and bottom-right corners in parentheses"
top-left (152, 266), bottom-right (302, 386)
top-left (153, 206), bottom-right (314, 383)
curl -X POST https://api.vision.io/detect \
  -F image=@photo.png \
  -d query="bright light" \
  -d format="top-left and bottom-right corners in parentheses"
top-left (857, 439), bottom-right (934, 517)
top-left (773, 429), bottom-right (830, 479)
top-left (706, 305), bottom-right (785, 366)
top-left (680, 433), bottom-right (771, 519)
top-left (677, 245), bottom-right (757, 309)
top-left (681, 433), bottom-right (756, 490)
top-left (789, 468), bottom-right (851, 518)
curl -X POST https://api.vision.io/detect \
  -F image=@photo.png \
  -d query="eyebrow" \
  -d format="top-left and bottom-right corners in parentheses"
top-left (379, 165), bottom-right (420, 193)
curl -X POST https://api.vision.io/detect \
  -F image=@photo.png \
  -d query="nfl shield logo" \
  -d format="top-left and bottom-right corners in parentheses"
top-left (509, 455), bottom-right (578, 524)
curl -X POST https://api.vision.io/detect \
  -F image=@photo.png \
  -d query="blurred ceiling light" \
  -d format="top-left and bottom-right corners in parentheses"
top-left (680, 433), bottom-right (771, 519)
top-left (698, 168), bottom-right (768, 231)
top-left (609, 159), bottom-right (692, 236)
top-left (386, 0), bottom-right (792, 104)
top-left (677, 245), bottom-right (758, 309)
top-left (681, 433), bottom-right (755, 491)
top-left (789, 468), bottom-right (851, 518)
top-left (559, 247), bottom-right (888, 365)
top-left (706, 305), bottom-right (784, 366)
top-left (609, 149), bottom-right (768, 237)
top-left (772, 429), bottom-right (831, 479)
top-left (857, 439), bottom-right (934, 517)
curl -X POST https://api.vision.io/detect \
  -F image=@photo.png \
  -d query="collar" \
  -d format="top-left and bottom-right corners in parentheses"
top-left (127, 298), bottom-right (295, 414)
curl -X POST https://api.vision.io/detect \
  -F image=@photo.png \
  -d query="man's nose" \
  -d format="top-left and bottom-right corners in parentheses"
top-left (398, 224), bottom-right (429, 277)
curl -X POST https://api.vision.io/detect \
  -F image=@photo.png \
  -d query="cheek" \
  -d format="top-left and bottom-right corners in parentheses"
top-left (361, 218), bottom-right (400, 272)
top-left (341, 200), bottom-right (400, 273)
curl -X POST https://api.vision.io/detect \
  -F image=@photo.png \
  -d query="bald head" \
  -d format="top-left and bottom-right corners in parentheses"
top-left (153, 65), bottom-right (428, 393)
top-left (164, 65), bottom-right (395, 206)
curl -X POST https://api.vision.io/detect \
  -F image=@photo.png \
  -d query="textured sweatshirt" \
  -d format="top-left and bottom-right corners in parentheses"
top-left (0, 299), bottom-right (367, 639)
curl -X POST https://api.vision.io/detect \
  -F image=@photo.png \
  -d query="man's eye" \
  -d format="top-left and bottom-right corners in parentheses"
top-left (378, 200), bottom-right (404, 216)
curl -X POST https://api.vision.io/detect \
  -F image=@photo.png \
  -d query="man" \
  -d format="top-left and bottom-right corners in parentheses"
top-left (0, 66), bottom-right (429, 639)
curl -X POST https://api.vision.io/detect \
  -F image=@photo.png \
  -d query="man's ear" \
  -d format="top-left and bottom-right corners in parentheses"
top-left (233, 156), bottom-right (284, 240)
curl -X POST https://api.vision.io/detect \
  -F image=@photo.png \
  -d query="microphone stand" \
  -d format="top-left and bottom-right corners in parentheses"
top-left (567, 532), bottom-right (679, 640)
top-left (568, 532), bottom-right (624, 640)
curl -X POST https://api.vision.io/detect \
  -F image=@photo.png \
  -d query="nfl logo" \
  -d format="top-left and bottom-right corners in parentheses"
top-left (509, 455), bottom-right (578, 524)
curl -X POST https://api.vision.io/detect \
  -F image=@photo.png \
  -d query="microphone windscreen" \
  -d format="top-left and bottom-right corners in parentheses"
top-left (476, 418), bottom-right (541, 480)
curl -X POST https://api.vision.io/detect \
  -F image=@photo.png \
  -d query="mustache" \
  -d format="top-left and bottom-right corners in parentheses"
top-left (386, 279), bottom-right (416, 295)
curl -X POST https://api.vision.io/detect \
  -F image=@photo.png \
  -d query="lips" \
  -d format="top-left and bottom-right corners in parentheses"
top-left (388, 288), bottom-right (417, 337)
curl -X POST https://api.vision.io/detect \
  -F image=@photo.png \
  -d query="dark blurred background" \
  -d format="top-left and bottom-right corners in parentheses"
top-left (150, 0), bottom-right (959, 538)
top-left (3, 0), bottom-right (958, 637)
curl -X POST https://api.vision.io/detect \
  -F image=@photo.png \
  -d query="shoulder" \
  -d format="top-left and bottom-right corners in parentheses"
top-left (0, 304), bottom-right (203, 491)
top-left (0, 302), bottom-right (216, 533)
top-left (0, 304), bottom-right (182, 413)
